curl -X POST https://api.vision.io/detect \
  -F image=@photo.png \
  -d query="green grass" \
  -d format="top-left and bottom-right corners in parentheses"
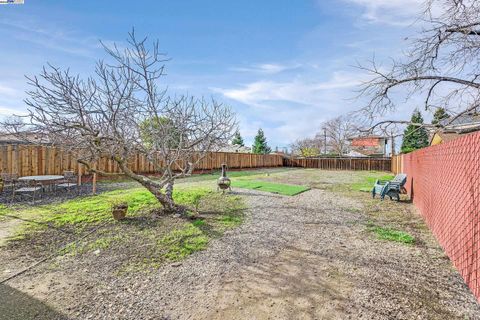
top-left (2, 184), bottom-right (246, 271)
top-left (0, 187), bottom-right (216, 240)
top-left (350, 172), bottom-right (394, 192)
top-left (177, 168), bottom-right (290, 183)
top-left (368, 224), bottom-right (415, 244)
top-left (158, 223), bottom-right (209, 261)
top-left (219, 213), bottom-right (243, 228)
top-left (231, 180), bottom-right (309, 196)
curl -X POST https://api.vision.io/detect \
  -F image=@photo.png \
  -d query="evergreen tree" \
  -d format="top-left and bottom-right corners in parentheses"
top-left (231, 130), bottom-right (245, 146)
top-left (432, 107), bottom-right (450, 125)
top-left (252, 128), bottom-right (271, 154)
top-left (401, 109), bottom-right (429, 153)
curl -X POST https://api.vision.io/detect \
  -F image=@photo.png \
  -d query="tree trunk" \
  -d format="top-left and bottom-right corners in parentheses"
top-left (116, 161), bottom-right (179, 213)
top-left (143, 182), bottom-right (177, 213)
top-left (165, 180), bottom-right (174, 201)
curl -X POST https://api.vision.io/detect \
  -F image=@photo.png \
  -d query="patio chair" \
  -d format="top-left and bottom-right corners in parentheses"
top-left (56, 170), bottom-right (78, 193)
top-left (372, 173), bottom-right (407, 201)
top-left (0, 173), bottom-right (19, 194)
top-left (12, 179), bottom-right (43, 204)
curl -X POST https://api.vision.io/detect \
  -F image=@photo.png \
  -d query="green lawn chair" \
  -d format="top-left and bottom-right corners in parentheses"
top-left (372, 173), bottom-right (407, 201)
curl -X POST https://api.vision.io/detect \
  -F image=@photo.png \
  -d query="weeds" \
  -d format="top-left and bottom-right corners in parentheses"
top-left (368, 223), bottom-right (415, 244)
top-left (158, 223), bottom-right (209, 261)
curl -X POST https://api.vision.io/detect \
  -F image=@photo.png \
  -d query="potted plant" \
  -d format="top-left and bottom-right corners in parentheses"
top-left (111, 200), bottom-right (128, 220)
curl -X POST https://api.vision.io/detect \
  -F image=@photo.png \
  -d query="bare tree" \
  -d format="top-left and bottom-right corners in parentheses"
top-left (321, 116), bottom-right (357, 155)
top-left (359, 0), bottom-right (480, 132)
top-left (3, 30), bottom-right (236, 213)
top-left (290, 136), bottom-right (323, 157)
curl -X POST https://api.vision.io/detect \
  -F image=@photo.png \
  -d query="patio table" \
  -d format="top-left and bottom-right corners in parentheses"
top-left (18, 175), bottom-right (64, 191)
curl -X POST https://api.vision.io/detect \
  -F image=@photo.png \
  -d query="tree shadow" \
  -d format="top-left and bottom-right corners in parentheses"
top-left (0, 283), bottom-right (69, 320)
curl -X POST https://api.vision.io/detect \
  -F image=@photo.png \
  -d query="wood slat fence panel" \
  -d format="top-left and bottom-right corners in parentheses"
top-left (0, 145), bottom-right (284, 176)
top-left (0, 145), bottom-right (393, 176)
top-left (283, 157), bottom-right (391, 171)
top-left (391, 155), bottom-right (403, 174)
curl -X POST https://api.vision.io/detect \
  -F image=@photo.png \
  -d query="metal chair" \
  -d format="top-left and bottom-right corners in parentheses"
top-left (56, 170), bottom-right (78, 194)
top-left (0, 173), bottom-right (19, 195)
top-left (12, 179), bottom-right (43, 204)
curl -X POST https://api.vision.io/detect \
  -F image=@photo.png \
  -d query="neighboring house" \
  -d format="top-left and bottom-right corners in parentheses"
top-left (430, 131), bottom-right (463, 146)
top-left (0, 132), bottom-right (48, 145)
top-left (348, 136), bottom-right (388, 157)
top-left (345, 150), bottom-right (369, 158)
top-left (430, 113), bottom-right (480, 146)
top-left (217, 145), bottom-right (252, 153)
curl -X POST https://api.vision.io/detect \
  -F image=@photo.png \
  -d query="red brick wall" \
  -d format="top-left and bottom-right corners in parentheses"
top-left (401, 131), bottom-right (480, 301)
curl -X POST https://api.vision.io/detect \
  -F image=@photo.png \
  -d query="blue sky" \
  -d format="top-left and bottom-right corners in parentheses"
top-left (0, 0), bottom-right (425, 148)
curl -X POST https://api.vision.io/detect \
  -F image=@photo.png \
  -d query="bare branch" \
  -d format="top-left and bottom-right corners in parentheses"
top-left (2, 30), bottom-right (237, 213)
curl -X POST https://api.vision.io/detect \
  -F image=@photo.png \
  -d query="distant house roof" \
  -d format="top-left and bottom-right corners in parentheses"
top-left (217, 145), bottom-right (252, 153)
top-left (349, 136), bottom-right (387, 147)
top-left (440, 113), bottom-right (480, 133)
top-left (345, 150), bottom-right (369, 157)
top-left (429, 112), bottom-right (480, 146)
top-left (0, 132), bottom-right (48, 145)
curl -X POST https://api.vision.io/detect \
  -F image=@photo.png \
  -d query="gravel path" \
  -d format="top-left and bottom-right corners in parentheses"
top-left (3, 186), bottom-right (480, 319)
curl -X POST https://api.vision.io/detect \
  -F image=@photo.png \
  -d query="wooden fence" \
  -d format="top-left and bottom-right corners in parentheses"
top-left (0, 145), bottom-right (283, 176)
top-left (0, 144), bottom-right (395, 176)
top-left (391, 155), bottom-right (402, 174)
top-left (284, 156), bottom-right (392, 171)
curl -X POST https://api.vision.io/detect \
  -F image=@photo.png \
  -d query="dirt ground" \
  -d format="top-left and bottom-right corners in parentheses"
top-left (1, 169), bottom-right (479, 319)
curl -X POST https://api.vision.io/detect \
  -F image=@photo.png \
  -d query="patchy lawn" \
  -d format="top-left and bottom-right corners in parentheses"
top-left (231, 180), bottom-right (310, 196)
top-left (0, 184), bottom-right (246, 277)
top-left (350, 173), bottom-right (394, 192)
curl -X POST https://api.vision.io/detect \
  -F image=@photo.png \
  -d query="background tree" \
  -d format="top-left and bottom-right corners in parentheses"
top-left (432, 108), bottom-right (450, 126)
top-left (231, 130), bottom-right (245, 147)
top-left (359, 0), bottom-right (480, 132)
top-left (3, 30), bottom-right (236, 213)
top-left (321, 116), bottom-right (357, 155)
top-left (252, 128), bottom-right (271, 154)
top-left (290, 137), bottom-right (323, 157)
top-left (140, 116), bottom-right (182, 149)
top-left (401, 110), bottom-right (429, 153)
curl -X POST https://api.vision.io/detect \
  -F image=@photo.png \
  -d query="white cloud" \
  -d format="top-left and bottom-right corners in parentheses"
top-left (0, 105), bottom-right (28, 117)
top-left (212, 71), bottom-right (370, 145)
top-left (343, 0), bottom-right (426, 26)
top-left (230, 63), bottom-right (301, 74)
top-left (0, 84), bottom-right (20, 97)
top-left (212, 71), bottom-right (366, 108)
top-left (0, 18), bottom-right (100, 57)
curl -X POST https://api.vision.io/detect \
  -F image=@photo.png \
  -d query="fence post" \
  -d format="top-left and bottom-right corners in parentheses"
top-left (77, 162), bottom-right (83, 186)
top-left (92, 163), bottom-right (97, 195)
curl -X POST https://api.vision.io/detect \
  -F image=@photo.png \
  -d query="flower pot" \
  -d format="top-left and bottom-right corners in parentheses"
top-left (112, 205), bottom-right (128, 220)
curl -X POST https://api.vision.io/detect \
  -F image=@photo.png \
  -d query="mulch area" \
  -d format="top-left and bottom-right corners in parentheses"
top-left (0, 182), bottom-right (134, 206)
